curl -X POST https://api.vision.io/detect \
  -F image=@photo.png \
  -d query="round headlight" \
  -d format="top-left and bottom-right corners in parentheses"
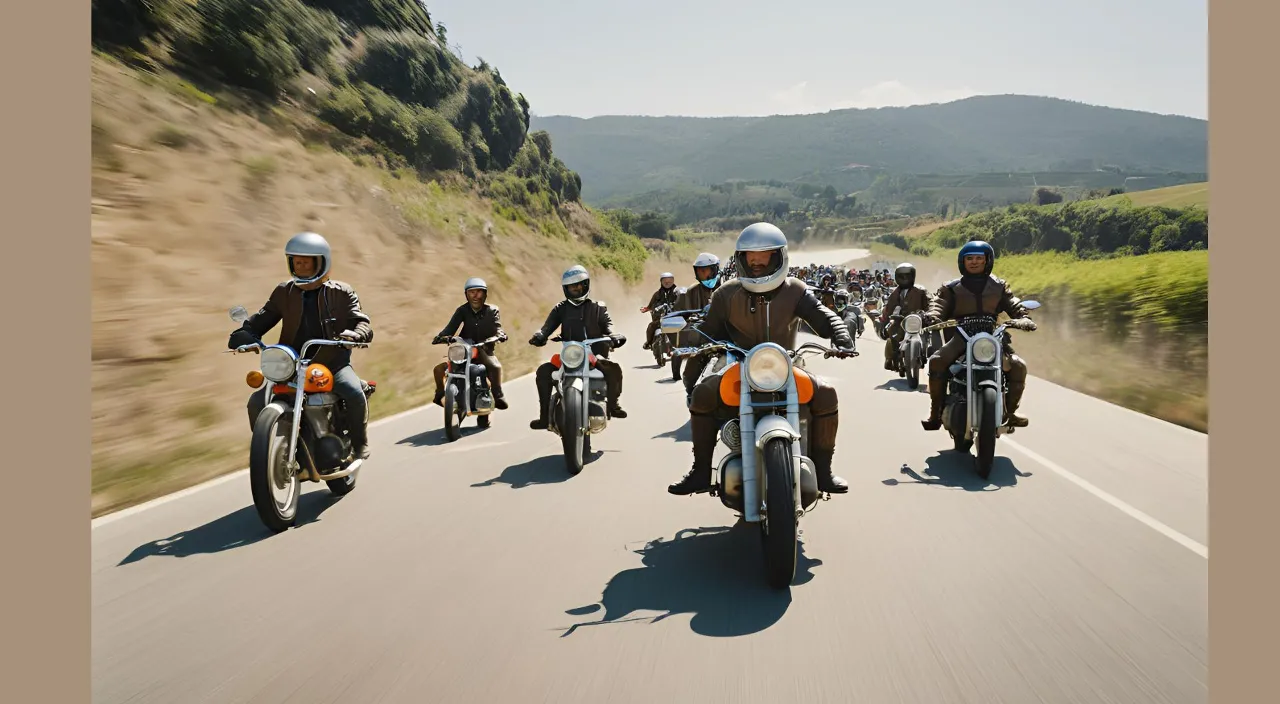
top-left (561, 344), bottom-right (586, 369)
top-left (260, 346), bottom-right (297, 383)
top-left (745, 346), bottom-right (790, 392)
top-left (448, 343), bottom-right (468, 365)
top-left (904, 314), bottom-right (923, 335)
top-left (972, 337), bottom-right (998, 364)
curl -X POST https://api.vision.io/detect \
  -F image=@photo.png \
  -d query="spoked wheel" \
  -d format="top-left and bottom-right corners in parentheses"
top-left (248, 403), bottom-right (300, 533)
top-left (760, 438), bottom-right (799, 589)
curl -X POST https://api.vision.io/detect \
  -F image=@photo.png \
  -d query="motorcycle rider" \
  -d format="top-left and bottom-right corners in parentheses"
top-left (640, 272), bottom-right (681, 351)
top-left (880, 263), bottom-right (934, 371)
top-left (668, 223), bottom-right (857, 497)
top-left (675, 252), bottom-right (724, 397)
top-left (431, 277), bottom-right (509, 410)
top-left (528, 265), bottom-right (629, 429)
top-left (921, 240), bottom-right (1035, 431)
top-left (228, 232), bottom-right (375, 460)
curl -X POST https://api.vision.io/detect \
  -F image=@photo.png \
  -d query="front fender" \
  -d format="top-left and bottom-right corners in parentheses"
top-left (754, 413), bottom-right (801, 450)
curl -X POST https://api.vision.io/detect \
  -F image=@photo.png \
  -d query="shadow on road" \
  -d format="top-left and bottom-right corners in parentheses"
top-left (117, 490), bottom-right (341, 566)
top-left (471, 452), bottom-right (602, 489)
top-left (653, 419), bottom-right (691, 443)
top-left (882, 451), bottom-right (1030, 491)
top-left (874, 378), bottom-right (926, 393)
top-left (560, 523), bottom-right (821, 639)
top-left (397, 424), bottom-right (489, 447)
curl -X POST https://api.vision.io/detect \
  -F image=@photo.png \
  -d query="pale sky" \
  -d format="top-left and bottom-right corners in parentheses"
top-left (424, 0), bottom-right (1207, 120)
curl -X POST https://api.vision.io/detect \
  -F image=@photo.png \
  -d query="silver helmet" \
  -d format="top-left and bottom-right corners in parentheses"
top-left (561, 265), bottom-right (591, 305)
top-left (733, 223), bottom-right (789, 294)
top-left (660, 272), bottom-right (675, 288)
top-left (692, 251), bottom-right (722, 289)
top-left (284, 232), bottom-right (332, 287)
top-left (464, 277), bottom-right (488, 304)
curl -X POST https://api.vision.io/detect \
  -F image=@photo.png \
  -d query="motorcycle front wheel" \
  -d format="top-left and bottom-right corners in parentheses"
top-left (975, 386), bottom-right (998, 479)
top-left (561, 392), bottom-right (586, 475)
top-left (443, 385), bottom-right (461, 442)
top-left (760, 438), bottom-right (799, 589)
top-left (248, 402), bottom-right (300, 533)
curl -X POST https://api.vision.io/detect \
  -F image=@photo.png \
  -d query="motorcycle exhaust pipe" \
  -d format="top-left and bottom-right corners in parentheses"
top-left (316, 458), bottom-right (362, 481)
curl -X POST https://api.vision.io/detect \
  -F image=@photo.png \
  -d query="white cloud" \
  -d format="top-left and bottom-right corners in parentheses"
top-left (768, 79), bottom-right (980, 115)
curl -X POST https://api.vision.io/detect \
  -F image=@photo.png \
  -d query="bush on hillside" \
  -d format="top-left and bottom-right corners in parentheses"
top-left (319, 82), bottom-right (466, 173)
top-left (302, 0), bottom-right (434, 36)
top-left (351, 29), bottom-right (460, 109)
top-left (92, 0), bottom-right (186, 49)
top-left (190, 0), bottom-right (343, 94)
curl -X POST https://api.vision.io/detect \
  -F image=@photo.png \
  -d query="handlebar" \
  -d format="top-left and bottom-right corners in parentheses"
top-left (231, 338), bottom-right (369, 357)
top-left (435, 335), bottom-right (504, 346)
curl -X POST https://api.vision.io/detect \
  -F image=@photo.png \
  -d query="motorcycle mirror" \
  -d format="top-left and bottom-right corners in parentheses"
top-left (229, 306), bottom-right (249, 323)
top-left (1022, 300), bottom-right (1041, 310)
top-left (660, 315), bottom-right (687, 334)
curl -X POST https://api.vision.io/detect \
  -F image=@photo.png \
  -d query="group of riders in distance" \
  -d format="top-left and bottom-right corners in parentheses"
top-left (225, 221), bottom-right (1040, 586)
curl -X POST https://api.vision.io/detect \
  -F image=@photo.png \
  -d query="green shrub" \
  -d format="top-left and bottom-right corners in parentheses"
top-left (190, 0), bottom-right (342, 94)
top-left (352, 29), bottom-right (460, 109)
top-left (92, 0), bottom-right (185, 50)
top-left (301, 0), bottom-right (434, 35)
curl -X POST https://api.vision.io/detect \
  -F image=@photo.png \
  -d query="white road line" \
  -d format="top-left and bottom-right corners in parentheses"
top-left (1002, 438), bottom-right (1208, 559)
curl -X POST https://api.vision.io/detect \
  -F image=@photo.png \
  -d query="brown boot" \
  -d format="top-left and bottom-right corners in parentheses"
top-left (1004, 382), bottom-right (1028, 427)
top-left (810, 412), bottom-right (848, 494)
top-left (921, 376), bottom-right (946, 431)
top-left (669, 414), bottom-right (718, 495)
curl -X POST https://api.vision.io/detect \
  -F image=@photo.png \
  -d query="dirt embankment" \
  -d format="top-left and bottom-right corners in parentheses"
top-left (91, 56), bottom-right (719, 516)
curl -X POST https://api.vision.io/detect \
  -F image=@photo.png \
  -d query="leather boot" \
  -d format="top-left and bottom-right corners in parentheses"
top-left (669, 415), bottom-right (718, 495)
top-left (350, 420), bottom-right (371, 460)
top-left (921, 376), bottom-right (946, 431)
top-left (1005, 382), bottom-right (1028, 427)
top-left (810, 412), bottom-right (848, 493)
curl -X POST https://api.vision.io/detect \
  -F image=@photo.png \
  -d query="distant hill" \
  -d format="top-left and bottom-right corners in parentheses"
top-left (531, 95), bottom-right (1208, 203)
top-left (1100, 182), bottom-right (1208, 210)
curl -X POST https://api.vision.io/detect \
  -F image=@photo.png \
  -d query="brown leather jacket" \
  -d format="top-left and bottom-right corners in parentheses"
top-left (645, 286), bottom-right (681, 320)
top-left (695, 278), bottom-right (852, 351)
top-left (232, 280), bottom-right (373, 369)
top-left (675, 282), bottom-right (718, 347)
top-left (436, 303), bottom-right (506, 353)
top-left (927, 275), bottom-right (1031, 324)
top-left (881, 285), bottom-right (933, 323)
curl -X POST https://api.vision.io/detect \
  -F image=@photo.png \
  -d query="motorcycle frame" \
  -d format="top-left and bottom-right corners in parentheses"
top-left (949, 325), bottom-right (1005, 441)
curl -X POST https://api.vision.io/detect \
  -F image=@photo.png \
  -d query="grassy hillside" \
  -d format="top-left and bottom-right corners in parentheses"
top-left (90, 1), bottom-right (730, 516)
top-left (531, 96), bottom-right (1207, 203)
top-left (1100, 182), bottom-right (1208, 210)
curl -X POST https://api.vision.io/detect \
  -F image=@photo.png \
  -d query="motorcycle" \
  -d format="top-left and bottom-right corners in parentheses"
top-left (434, 334), bottom-right (503, 441)
top-left (920, 302), bottom-right (1041, 479)
top-left (885, 305), bottom-right (926, 389)
top-left (662, 304), bottom-right (708, 381)
top-left (541, 334), bottom-right (622, 475)
top-left (226, 306), bottom-right (375, 533)
top-left (662, 315), bottom-right (856, 589)
top-left (649, 300), bottom-right (679, 370)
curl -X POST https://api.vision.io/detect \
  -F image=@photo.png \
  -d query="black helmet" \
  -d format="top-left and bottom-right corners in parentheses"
top-left (894, 263), bottom-right (916, 288)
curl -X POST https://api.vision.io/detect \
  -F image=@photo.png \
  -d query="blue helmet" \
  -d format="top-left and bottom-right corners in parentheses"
top-left (957, 240), bottom-right (995, 276)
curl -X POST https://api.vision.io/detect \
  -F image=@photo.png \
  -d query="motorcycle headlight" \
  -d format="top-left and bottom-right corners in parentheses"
top-left (260, 346), bottom-right (297, 383)
top-left (903, 314), bottom-right (923, 335)
top-left (972, 337), bottom-right (998, 364)
top-left (448, 343), bottom-right (468, 365)
top-left (561, 343), bottom-right (586, 369)
top-left (745, 346), bottom-right (790, 392)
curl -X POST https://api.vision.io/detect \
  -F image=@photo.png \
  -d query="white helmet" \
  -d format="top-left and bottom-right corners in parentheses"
top-left (561, 265), bottom-right (590, 305)
top-left (732, 223), bottom-right (789, 294)
top-left (284, 232), bottom-right (332, 287)
top-left (692, 252), bottom-right (722, 289)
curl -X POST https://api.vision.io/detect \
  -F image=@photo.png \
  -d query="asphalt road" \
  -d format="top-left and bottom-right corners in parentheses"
top-left (91, 248), bottom-right (1207, 704)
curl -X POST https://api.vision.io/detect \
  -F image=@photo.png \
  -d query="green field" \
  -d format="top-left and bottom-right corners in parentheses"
top-left (1100, 182), bottom-right (1208, 210)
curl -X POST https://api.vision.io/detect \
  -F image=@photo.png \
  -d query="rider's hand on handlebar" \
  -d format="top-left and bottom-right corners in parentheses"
top-left (529, 332), bottom-right (547, 347)
top-left (1009, 318), bottom-right (1037, 331)
top-left (610, 334), bottom-right (627, 348)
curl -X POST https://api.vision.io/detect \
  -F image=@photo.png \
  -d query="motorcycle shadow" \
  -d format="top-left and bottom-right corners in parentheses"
top-left (116, 489), bottom-right (341, 566)
top-left (471, 452), bottom-right (602, 489)
top-left (559, 523), bottom-right (821, 639)
top-left (874, 379), bottom-right (927, 393)
top-left (882, 452), bottom-right (1030, 492)
top-left (397, 425), bottom-right (489, 447)
top-left (652, 419), bottom-right (691, 443)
